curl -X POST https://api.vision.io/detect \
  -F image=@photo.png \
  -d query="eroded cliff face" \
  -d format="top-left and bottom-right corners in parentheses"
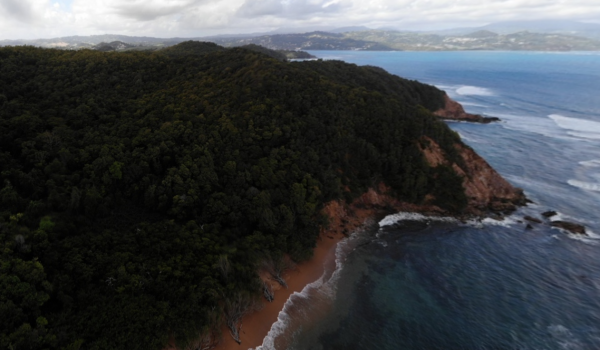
top-left (434, 94), bottom-right (499, 123)
top-left (421, 137), bottom-right (526, 215)
top-left (320, 136), bottom-right (526, 235)
top-left (320, 184), bottom-right (446, 237)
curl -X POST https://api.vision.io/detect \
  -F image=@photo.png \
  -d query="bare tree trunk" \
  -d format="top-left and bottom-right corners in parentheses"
top-left (271, 272), bottom-right (288, 289)
top-left (227, 318), bottom-right (242, 345)
top-left (262, 255), bottom-right (296, 289)
top-left (224, 293), bottom-right (258, 345)
top-left (263, 281), bottom-right (274, 302)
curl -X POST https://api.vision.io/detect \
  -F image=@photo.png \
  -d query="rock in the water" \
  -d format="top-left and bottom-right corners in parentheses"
top-left (551, 221), bottom-right (586, 235)
top-left (542, 210), bottom-right (558, 218)
top-left (524, 215), bottom-right (542, 224)
top-left (526, 224), bottom-right (534, 230)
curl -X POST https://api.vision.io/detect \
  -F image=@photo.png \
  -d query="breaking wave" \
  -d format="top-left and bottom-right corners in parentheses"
top-left (456, 86), bottom-right (495, 96)
top-left (380, 211), bottom-right (522, 229)
top-left (579, 160), bottom-right (600, 168)
top-left (252, 228), bottom-right (365, 350)
top-left (568, 179), bottom-right (600, 192)
top-left (379, 212), bottom-right (458, 226)
top-left (549, 114), bottom-right (600, 140)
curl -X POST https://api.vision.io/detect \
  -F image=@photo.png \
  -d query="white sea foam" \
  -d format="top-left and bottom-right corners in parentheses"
top-left (455, 131), bottom-right (477, 143)
top-left (579, 159), bottom-right (600, 168)
top-left (435, 84), bottom-right (456, 91)
top-left (547, 324), bottom-right (584, 350)
top-left (456, 85), bottom-right (495, 96)
top-left (546, 211), bottom-right (597, 227)
top-left (567, 132), bottom-right (600, 140)
top-left (547, 212), bottom-right (600, 245)
top-left (376, 240), bottom-right (388, 247)
top-left (564, 232), bottom-right (600, 246)
top-left (459, 102), bottom-right (486, 107)
top-left (480, 215), bottom-right (520, 227)
top-left (379, 212), bottom-right (457, 227)
top-left (253, 275), bottom-right (331, 350)
top-left (379, 211), bottom-right (522, 229)
top-left (549, 114), bottom-right (600, 140)
top-left (567, 179), bottom-right (600, 192)
top-left (494, 113), bottom-right (576, 142)
top-left (253, 228), bottom-right (364, 350)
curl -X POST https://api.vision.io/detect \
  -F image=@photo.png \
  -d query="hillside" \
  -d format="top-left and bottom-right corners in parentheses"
top-left (213, 30), bottom-right (600, 51)
top-left (0, 42), bottom-right (522, 350)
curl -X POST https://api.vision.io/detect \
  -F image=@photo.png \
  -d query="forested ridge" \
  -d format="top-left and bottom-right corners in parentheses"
top-left (0, 42), bottom-right (467, 349)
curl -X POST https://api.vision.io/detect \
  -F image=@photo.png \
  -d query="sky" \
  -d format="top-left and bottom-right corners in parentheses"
top-left (1, 0), bottom-right (599, 40)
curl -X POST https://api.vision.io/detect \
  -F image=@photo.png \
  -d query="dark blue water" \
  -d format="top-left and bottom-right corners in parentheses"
top-left (256, 51), bottom-right (600, 350)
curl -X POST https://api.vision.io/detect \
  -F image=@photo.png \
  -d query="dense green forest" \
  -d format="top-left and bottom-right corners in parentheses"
top-left (0, 41), bottom-right (466, 349)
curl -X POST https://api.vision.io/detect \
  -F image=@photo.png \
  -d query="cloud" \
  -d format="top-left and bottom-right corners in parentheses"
top-left (108, 0), bottom-right (199, 21)
top-left (236, 0), bottom-right (347, 19)
top-left (0, 0), bottom-right (36, 22)
top-left (1, 0), bottom-right (600, 40)
top-left (237, 0), bottom-right (283, 17)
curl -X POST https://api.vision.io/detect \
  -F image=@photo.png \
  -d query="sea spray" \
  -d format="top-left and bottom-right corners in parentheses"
top-left (378, 211), bottom-right (522, 230)
top-left (379, 212), bottom-right (458, 227)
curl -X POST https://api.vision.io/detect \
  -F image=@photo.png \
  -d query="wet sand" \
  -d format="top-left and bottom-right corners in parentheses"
top-left (214, 230), bottom-right (344, 350)
top-left (164, 186), bottom-right (440, 350)
top-left (213, 188), bottom-right (441, 350)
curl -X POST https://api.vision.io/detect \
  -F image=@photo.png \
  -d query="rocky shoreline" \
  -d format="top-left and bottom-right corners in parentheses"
top-left (181, 97), bottom-right (528, 350)
top-left (524, 210), bottom-right (588, 235)
top-left (434, 93), bottom-right (501, 123)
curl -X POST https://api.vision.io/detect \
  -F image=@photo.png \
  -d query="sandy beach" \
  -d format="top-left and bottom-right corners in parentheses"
top-left (213, 227), bottom-right (345, 350)
top-left (163, 186), bottom-right (440, 350)
top-left (214, 188), bottom-right (425, 350)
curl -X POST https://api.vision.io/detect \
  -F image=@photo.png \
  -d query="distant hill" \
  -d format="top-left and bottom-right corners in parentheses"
top-left (2, 21), bottom-right (600, 51)
top-left (212, 29), bottom-right (600, 51)
top-left (211, 31), bottom-right (392, 50)
top-left (159, 40), bottom-right (225, 56)
top-left (435, 20), bottom-right (600, 40)
top-left (92, 41), bottom-right (135, 52)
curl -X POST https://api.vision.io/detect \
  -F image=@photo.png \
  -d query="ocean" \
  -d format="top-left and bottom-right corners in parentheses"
top-left (255, 51), bottom-right (600, 350)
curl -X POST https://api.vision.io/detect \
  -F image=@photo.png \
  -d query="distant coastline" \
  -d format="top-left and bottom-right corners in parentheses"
top-left (3, 28), bottom-right (600, 52)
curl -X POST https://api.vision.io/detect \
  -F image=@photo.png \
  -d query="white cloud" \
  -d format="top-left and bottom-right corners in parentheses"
top-left (1, 0), bottom-right (600, 39)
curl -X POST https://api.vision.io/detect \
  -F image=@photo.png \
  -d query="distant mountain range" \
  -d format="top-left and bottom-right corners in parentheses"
top-left (431, 20), bottom-right (600, 40)
top-left (211, 30), bottom-right (600, 51)
top-left (2, 21), bottom-right (600, 51)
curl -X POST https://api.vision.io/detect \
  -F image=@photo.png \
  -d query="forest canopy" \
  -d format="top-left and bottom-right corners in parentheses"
top-left (0, 42), bottom-right (466, 350)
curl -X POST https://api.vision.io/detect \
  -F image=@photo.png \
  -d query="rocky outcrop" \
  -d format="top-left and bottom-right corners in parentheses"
top-left (320, 183), bottom-right (446, 237)
top-left (551, 221), bottom-right (587, 235)
top-left (455, 143), bottom-right (526, 213)
top-left (542, 210), bottom-right (558, 218)
top-left (320, 143), bottom-right (526, 233)
top-left (420, 137), bottom-right (526, 215)
top-left (524, 216), bottom-right (542, 224)
top-left (434, 94), bottom-right (500, 123)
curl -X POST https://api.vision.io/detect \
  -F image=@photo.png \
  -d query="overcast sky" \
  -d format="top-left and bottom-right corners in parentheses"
top-left (1, 0), bottom-right (599, 40)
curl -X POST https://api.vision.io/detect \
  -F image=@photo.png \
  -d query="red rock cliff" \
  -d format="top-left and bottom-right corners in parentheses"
top-left (421, 136), bottom-right (525, 215)
top-left (434, 93), bottom-right (499, 123)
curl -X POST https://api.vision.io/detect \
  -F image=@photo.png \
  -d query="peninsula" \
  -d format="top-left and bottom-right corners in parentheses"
top-left (0, 42), bottom-right (523, 350)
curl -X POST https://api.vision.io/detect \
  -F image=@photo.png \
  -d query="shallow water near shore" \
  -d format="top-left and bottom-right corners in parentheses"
top-left (253, 51), bottom-right (600, 350)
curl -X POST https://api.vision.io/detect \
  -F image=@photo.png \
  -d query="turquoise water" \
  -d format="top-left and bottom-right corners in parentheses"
top-left (256, 51), bottom-right (600, 350)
